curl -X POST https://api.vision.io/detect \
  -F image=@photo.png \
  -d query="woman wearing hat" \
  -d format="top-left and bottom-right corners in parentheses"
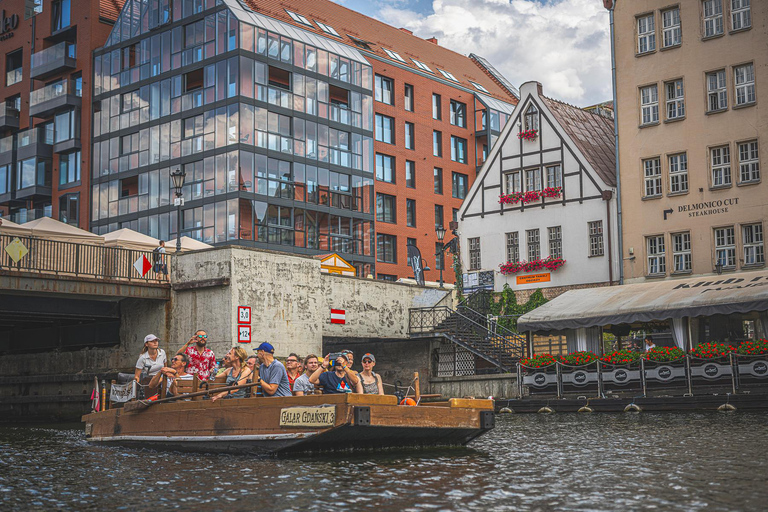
top-left (358, 353), bottom-right (384, 395)
top-left (134, 334), bottom-right (167, 383)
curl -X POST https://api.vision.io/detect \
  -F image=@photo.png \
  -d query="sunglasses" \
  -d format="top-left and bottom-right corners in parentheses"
top-left (286, 359), bottom-right (298, 363)
top-left (172, 357), bottom-right (183, 362)
top-left (362, 359), bottom-right (373, 363)
top-left (196, 334), bottom-right (208, 339)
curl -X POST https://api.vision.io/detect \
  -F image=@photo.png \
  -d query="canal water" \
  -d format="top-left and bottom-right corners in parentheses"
top-left (1, 412), bottom-right (766, 511)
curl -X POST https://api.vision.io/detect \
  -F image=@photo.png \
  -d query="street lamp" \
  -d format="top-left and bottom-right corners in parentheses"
top-left (171, 168), bottom-right (186, 253)
top-left (435, 225), bottom-right (447, 288)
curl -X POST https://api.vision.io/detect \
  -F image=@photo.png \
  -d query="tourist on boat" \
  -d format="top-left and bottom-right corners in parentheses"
top-left (134, 334), bottom-right (167, 383)
top-left (293, 354), bottom-right (320, 396)
top-left (358, 353), bottom-right (384, 395)
top-left (645, 336), bottom-right (656, 352)
top-left (309, 354), bottom-right (362, 394)
top-left (255, 342), bottom-right (292, 397)
top-left (148, 353), bottom-right (192, 397)
top-left (246, 355), bottom-right (258, 373)
top-left (285, 353), bottom-right (301, 393)
top-left (211, 347), bottom-right (253, 402)
top-left (176, 330), bottom-right (216, 381)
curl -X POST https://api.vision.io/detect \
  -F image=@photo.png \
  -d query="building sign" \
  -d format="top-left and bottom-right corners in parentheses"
top-left (279, 406), bottom-right (336, 427)
top-left (678, 198), bottom-right (738, 218)
top-left (0, 10), bottom-right (19, 41)
top-left (516, 273), bottom-right (551, 285)
top-left (330, 309), bottom-right (346, 324)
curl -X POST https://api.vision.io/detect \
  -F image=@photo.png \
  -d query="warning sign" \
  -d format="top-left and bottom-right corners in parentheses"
top-left (516, 273), bottom-right (551, 285)
top-left (238, 325), bottom-right (251, 343)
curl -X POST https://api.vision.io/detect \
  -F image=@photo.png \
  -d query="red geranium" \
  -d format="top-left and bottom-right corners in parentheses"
top-left (737, 339), bottom-right (768, 356)
top-left (690, 342), bottom-right (735, 359)
top-left (600, 349), bottom-right (641, 365)
top-left (644, 346), bottom-right (685, 362)
top-left (517, 129), bottom-right (538, 141)
top-left (520, 353), bottom-right (559, 368)
top-left (560, 351), bottom-right (598, 366)
top-left (499, 256), bottom-right (566, 275)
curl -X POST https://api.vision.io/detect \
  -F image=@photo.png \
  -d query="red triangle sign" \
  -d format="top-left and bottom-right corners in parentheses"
top-left (134, 255), bottom-right (152, 277)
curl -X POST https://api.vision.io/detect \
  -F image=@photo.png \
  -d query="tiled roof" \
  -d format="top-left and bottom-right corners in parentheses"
top-left (542, 97), bottom-right (616, 187)
top-left (241, 0), bottom-right (517, 104)
top-left (100, 0), bottom-right (126, 22)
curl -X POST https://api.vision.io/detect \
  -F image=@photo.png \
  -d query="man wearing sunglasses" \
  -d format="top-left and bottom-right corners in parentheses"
top-left (176, 329), bottom-right (216, 381)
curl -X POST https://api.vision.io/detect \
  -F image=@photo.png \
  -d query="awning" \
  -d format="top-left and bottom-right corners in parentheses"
top-left (517, 270), bottom-right (768, 332)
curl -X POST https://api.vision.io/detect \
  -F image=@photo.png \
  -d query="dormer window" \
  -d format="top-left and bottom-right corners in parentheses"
top-left (524, 104), bottom-right (539, 132)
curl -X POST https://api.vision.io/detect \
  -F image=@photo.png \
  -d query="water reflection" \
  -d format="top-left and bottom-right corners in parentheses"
top-left (1, 412), bottom-right (766, 511)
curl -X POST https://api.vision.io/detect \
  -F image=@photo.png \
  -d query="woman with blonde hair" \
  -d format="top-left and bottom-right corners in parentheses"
top-left (134, 334), bottom-right (167, 383)
top-left (211, 346), bottom-right (253, 401)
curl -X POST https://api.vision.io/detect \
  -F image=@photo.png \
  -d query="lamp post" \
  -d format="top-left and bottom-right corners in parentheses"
top-left (435, 225), bottom-right (446, 288)
top-left (715, 261), bottom-right (723, 275)
top-left (171, 168), bottom-right (186, 253)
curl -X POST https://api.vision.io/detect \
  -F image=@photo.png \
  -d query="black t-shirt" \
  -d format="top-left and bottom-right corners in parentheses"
top-left (318, 371), bottom-right (353, 394)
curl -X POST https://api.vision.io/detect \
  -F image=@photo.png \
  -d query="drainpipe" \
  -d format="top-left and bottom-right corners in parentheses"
top-left (606, 0), bottom-right (624, 284)
top-left (603, 190), bottom-right (613, 285)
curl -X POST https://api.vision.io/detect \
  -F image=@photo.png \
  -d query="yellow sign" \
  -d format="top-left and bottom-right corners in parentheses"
top-left (4, 237), bottom-right (28, 263)
top-left (279, 406), bottom-right (336, 428)
top-left (516, 273), bottom-right (551, 285)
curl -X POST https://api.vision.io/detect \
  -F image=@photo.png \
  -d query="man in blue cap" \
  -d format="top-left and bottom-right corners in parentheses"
top-left (255, 342), bottom-right (292, 397)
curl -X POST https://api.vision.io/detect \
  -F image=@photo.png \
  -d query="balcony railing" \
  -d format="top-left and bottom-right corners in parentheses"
top-left (6, 68), bottom-right (22, 86)
top-left (29, 79), bottom-right (81, 108)
top-left (5, 208), bottom-right (51, 224)
top-left (30, 42), bottom-right (77, 76)
top-left (17, 126), bottom-right (54, 148)
top-left (0, 135), bottom-right (14, 153)
top-left (0, 234), bottom-right (170, 284)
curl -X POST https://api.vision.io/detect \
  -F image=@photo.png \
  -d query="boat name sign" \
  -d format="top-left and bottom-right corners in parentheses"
top-left (279, 405), bottom-right (336, 427)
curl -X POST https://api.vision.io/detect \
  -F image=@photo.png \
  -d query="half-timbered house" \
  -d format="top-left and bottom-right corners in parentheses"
top-left (458, 81), bottom-right (620, 299)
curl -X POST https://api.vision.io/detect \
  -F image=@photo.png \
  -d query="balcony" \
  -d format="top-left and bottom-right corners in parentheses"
top-left (29, 80), bottom-right (81, 118)
top-left (5, 207), bottom-right (52, 225)
top-left (15, 154), bottom-right (53, 200)
top-left (0, 104), bottom-right (20, 130)
top-left (17, 126), bottom-right (54, 161)
top-left (30, 42), bottom-right (77, 80)
top-left (6, 69), bottom-right (22, 87)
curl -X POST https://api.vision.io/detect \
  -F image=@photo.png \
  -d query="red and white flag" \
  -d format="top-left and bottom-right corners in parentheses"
top-left (133, 255), bottom-right (152, 277)
top-left (330, 309), bottom-right (346, 324)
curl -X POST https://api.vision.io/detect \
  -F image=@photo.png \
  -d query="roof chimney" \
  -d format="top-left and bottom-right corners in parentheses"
top-left (426, 37), bottom-right (438, 45)
top-left (399, 28), bottom-right (413, 35)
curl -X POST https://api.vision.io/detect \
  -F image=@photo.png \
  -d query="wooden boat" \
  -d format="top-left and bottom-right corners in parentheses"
top-left (82, 393), bottom-right (495, 455)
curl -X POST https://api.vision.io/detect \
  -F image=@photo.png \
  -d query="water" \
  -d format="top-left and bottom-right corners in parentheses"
top-left (1, 412), bottom-right (766, 511)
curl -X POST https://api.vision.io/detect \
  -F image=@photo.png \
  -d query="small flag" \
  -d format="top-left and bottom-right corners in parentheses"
top-left (133, 255), bottom-right (152, 277)
top-left (330, 309), bottom-right (346, 324)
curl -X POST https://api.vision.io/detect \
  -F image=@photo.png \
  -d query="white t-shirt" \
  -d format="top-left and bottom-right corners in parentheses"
top-left (135, 349), bottom-right (167, 376)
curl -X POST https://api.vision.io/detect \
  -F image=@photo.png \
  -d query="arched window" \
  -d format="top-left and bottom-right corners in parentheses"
top-left (524, 104), bottom-right (539, 132)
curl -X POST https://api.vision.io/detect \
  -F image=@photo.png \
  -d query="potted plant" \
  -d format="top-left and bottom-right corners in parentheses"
top-left (644, 346), bottom-right (685, 362)
top-left (736, 339), bottom-right (768, 356)
top-left (517, 129), bottom-right (538, 141)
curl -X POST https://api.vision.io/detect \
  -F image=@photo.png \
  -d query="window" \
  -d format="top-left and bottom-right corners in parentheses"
top-left (506, 232), bottom-right (519, 263)
top-left (546, 165), bottom-right (562, 188)
top-left (375, 75), bottom-right (394, 105)
top-left (662, 8), bottom-right (681, 47)
top-left (432, 94), bottom-right (441, 120)
top-left (26, 0), bottom-right (43, 19)
top-left (451, 136), bottom-right (467, 163)
top-left (407, 238), bottom-right (417, 246)
top-left (714, 226), bottom-right (736, 268)
top-left (376, 193), bottom-right (396, 223)
top-left (315, 21), bottom-right (340, 37)
top-left (548, 226), bottom-right (562, 259)
top-left (450, 100), bottom-right (466, 127)
top-left (438, 69), bottom-right (459, 82)
top-left (665, 80), bottom-right (685, 120)
top-left (54, 110), bottom-right (76, 143)
top-left (375, 153), bottom-right (395, 183)
top-left (644, 158), bottom-right (662, 197)
top-left (378, 273), bottom-right (397, 281)
top-left (731, 0), bottom-right (751, 30)
top-left (6, 49), bottom-right (22, 86)
top-left (470, 81), bottom-right (489, 93)
top-left (433, 131), bottom-right (442, 157)
top-left (434, 204), bottom-right (443, 229)
top-left (711, 145), bottom-right (731, 187)
top-left (436, 242), bottom-right (445, 270)
top-left (525, 104), bottom-right (539, 132)
top-left (743, 223), bottom-right (764, 266)
top-left (434, 167), bottom-right (443, 194)
top-left (672, 232), bottom-right (692, 273)
top-left (404, 84), bottom-right (414, 111)
top-left (452, 172), bottom-right (468, 199)
top-left (525, 168), bottom-right (542, 192)
top-left (637, 14), bottom-right (656, 53)
top-left (647, 235), bottom-right (666, 275)
top-left (468, 237), bottom-right (481, 270)
top-left (375, 114), bottom-right (394, 144)
top-left (589, 221), bottom-right (604, 257)
top-left (405, 160), bottom-right (416, 188)
top-left (640, 85), bottom-right (659, 125)
top-left (58, 193), bottom-right (78, 226)
top-left (377, 234), bottom-right (397, 263)
top-left (703, 0), bottom-right (724, 37)
top-left (707, 70), bottom-right (728, 111)
top-left (285, 10), bottom-right (312, 26)
top-left (52, 0), bottom-right (71, 32)
top-left (527, 229), bottom-right (540, 261)
top-left (6, 94), bottom-right (21, 111)
top-left (505, 171), bottom-right (521, 194)
top-left (734, 63), bottom-right (755, 106)
top-left (738, 141), bottom-right (760, 183)
top-left (59, 150), bottom-right (81, 185)
top-left (383, 49), bottom-right (406, 63)
top-left (406, 199), bottom-right (416, 227)
top-left (412, 59), bottom-right (432, 73)
top-left (405, 122), bottom-right (414, 150)
top-left (669, 153), bottom-right (688, 194)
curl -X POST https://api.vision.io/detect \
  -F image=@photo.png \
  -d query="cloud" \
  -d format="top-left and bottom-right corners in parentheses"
top-left (374, 0), bottom-right (612, 106)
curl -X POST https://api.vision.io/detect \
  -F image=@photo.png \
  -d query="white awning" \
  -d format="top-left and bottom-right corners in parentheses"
top-left (517, 270), bottom-right (768, 332)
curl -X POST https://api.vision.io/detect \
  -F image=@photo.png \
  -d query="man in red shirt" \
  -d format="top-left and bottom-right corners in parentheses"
top-left (176, 330), bottom-right (216, 381)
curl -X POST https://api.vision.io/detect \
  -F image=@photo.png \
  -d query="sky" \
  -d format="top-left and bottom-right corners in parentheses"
top-left (333, 0), bottom-right (612, 107)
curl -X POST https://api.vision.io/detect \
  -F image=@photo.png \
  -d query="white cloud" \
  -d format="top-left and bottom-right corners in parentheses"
top-left (375, 0), bottom-right (612, 106)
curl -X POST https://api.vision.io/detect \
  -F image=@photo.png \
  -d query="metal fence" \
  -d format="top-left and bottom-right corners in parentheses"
top-left (0, 234), bottom-right (170, 284)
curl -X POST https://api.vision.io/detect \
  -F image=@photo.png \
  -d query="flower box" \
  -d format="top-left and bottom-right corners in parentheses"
top-left (499, 256), bottom-right (566, 275)
top-left (517, 129), bottom-right (538, 141)
top-left (498, 187), bottom-right (562, 206)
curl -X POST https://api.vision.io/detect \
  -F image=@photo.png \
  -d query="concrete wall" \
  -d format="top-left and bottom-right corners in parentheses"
top-left (430, 374), bottom-right (518, 400)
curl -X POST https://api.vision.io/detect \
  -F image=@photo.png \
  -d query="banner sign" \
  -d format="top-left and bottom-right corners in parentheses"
top-left (406, 244), bottom-right (425, 286)
top-left (279, 405), bottom-right (336, 427)
top-left (517, 273), bottom-right (551, 285)
top-left (110, 382), bottom-right (136, 403)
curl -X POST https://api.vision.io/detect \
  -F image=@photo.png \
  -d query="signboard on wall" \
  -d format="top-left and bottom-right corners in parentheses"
top-left (238, 306), bottom-right (251, 324)
top-left (238, 325), bottom-right (251, 343)
top-left (516, 273), bottom-right (551, 285)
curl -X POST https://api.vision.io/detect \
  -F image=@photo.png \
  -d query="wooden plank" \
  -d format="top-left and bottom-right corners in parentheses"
top-left (449, 398), bottom-right (494, 410)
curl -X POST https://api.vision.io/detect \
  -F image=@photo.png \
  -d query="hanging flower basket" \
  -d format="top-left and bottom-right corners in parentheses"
top-left (517, 129), bottom-right (538, 141)
top-left (499, 256), bottom-right (566, 275)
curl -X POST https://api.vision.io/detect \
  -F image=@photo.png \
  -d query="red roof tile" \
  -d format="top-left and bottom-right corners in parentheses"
top-left (241, 0), bottom-right (516, 104)
top-left (100, 0), bottom-right (126, 22)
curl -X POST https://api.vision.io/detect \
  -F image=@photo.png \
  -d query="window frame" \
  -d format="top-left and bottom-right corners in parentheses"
top-left (731, 0), bottom-right (752, 31)
top-left (405, 160), bottom-right (416, 188)
top-left (703, 0), bottom-right (724, 38)
top-left (714, 225), bottom-right (736, 269)
top-left (734, 63), bottom-right (755, 107)
top-left (404, 121), bottom-right (414, 150)
top-left (661, 7), bottom-right (682, 48)
top-left (644, 157), bottom-right (663, 197)
top-left (375, 153), bottom-right (395, 183)
top-left (450, 135), bottom-right (467, 164)
top-left (468, 237), bottom-right (481, 271)
top-left (637, 13), bottom-right (656, 54)
top-left (710, 145), bottom-right (732, 188)
top-left (404, 84), bottom-right (414, 112)
top-left (450, 100), bottom-right (466, 128)
top-left (669, 152), bottom-right (689, 194)
top-left (452, 172), bottom-right (468, 199)
top-left (432, 94), bottom-right (442, 120)
top-left (672, 232), bottom-right (692, 273)
top-left (548, 226), bottom-right (562, 259)
top-left (374, 113), bottom-right (395, 144)
top-left (406, 198), bottom-right (416, 227)
top-left (640, 84), bottom-right (659, 125)
top-left (738, 140), bottom-right (760, 184)
top-left (706, 69), bottom-right (728, 112)
top-left (374, 75), bottom-right (394, 105)
top-left (506, 232), bottom-right (519, 263)
top-left (376, 233), bottom-right (397, 263)
top-left (526, 229), bottom-right (540, 261)
top-left (742, 222), bottom-right (764, 267)
top-left (646, 235), bottom-right (667, 276)
top-left (665, 79), bottom-right (685, 120)
top-left (433, 130), bottom-right (442, 157)
top-left (588, 221), bottom-right (604, 257)
top-left (433, 167), bottom-right (443, 194)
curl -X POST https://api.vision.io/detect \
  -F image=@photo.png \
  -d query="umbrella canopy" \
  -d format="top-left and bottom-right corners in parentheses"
top-left (166, 236), bottom-right (213, 253)
top-left (0, 218), bottom-right (31, 237)
top-left (23, 217), bottom-right (103, 244)
top-left (104, 228), bottom-right (161, 251)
